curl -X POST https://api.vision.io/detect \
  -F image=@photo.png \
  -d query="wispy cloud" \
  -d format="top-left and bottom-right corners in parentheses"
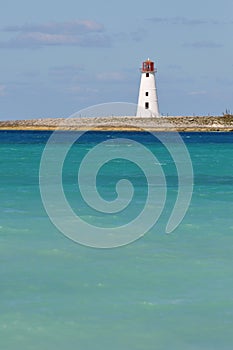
top-left (49, 65), bottom-right (86, 83)
top-left (130, 28), bottom-right (147, 42)
top-left (67, 85), bottom-right (98, 95)
top-left (166, 64), bottom-right (182, 70)
top-left (183, 40), bottom-right (223, 48)
top-left (147, 16), bottom-right (221, 26)
top-left (49, 65), bottom-right (127, 84)
top-left (0, 20), bottom-right (111, 49)
top-left (0, 84), bottom-right (6, 96)
top-left (4, 20), bottom-right (104, 34)
top-left (49, 65), bottom-right (84, 76)
top-left (216, 77), bottom-right (233, 86)
top-left (96, 72), bottom-right (125, 82)
top-left (21, 69), bottom-right (40, 78)
top-left (188, 90), bottom-right (207, 96)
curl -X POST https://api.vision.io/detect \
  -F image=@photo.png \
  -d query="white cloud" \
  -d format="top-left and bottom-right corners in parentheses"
top-left (4, 20), bottom-right (104, 34)
top-left (0, 20), bottom-right (111, 49)
top-left (21, 32), bottom-right (83, 45)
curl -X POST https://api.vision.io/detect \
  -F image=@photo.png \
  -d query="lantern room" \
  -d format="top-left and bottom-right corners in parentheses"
top-left (141, 58), bottom-right (155, 73)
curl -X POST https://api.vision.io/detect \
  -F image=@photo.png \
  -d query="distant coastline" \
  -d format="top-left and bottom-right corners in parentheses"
top-left (0, 115), bottom-right (233, 132)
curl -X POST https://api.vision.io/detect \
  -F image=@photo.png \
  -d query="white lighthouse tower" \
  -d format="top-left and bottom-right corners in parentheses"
top-left (136, 58), bottom-right (160, 117)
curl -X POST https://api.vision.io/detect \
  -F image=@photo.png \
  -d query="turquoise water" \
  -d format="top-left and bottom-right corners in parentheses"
top-left (1, 131), bottom-right (233, 350)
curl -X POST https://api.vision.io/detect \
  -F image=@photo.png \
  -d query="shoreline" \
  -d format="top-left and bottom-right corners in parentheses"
top-left (0, 115), bottom-right (233, 132)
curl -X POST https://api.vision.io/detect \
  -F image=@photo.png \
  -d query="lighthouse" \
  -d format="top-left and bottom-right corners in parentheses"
top-left (136, 58), bottom-right (160, 117)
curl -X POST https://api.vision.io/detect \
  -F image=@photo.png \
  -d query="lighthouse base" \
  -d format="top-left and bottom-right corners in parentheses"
top-left (136, 105), bottom-right (160, 117)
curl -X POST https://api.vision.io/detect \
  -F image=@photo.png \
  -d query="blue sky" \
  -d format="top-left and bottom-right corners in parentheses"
top-left (0, 0), bottom-right (232, 119)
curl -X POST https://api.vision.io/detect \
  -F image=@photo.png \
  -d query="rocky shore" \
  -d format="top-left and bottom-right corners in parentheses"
top-left (0, 115), bottom-right (233, 132)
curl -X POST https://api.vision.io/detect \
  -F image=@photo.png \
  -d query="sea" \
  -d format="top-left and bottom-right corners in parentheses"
top-left (0, 130), bottom-right (233, 350)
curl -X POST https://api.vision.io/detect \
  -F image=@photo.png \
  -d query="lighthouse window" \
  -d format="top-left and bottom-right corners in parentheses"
top-left (145, 92), bottom-right (149, 96)
top-left (145, 102), bottom-right (149, 109)
top-left (146, 73), bottom-right (149, 77)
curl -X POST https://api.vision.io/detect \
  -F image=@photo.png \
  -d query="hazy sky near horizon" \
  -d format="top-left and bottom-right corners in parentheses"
top-left (0, 0), bottom-right (232, 119)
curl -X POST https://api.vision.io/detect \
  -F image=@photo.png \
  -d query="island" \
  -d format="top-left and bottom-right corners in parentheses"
top-left (0, 114), bottom-right (233, 132)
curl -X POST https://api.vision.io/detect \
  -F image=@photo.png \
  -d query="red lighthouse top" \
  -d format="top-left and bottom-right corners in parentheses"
top-left (141, 58), bottom-right (156, 73)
